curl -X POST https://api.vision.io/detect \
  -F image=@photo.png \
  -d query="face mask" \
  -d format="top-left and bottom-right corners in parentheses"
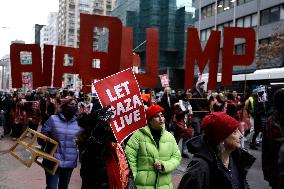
top-left (63, 106), bottom-right (77, 118)
top-left (68, 106), bottom-right (77, 114)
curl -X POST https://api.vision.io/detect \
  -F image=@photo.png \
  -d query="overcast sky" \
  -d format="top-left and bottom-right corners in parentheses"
top-left (0, 0), bottom-right (194, 59)
top-left (0, 0), bottom-right (59, 58)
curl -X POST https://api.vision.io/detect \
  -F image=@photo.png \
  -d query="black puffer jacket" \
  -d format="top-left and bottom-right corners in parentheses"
top-left (76, 107), bottom-right (116, 189)
top-left (76, 108), bottom-right (136, 189)
top-left (178, 135), bottom-right (255, 189)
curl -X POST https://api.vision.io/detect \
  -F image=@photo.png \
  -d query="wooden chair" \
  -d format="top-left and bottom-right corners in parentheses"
top-left (9, 128), bottom-right (60, 175)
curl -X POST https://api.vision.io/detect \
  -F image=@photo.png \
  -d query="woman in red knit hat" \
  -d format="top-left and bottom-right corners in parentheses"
top-left (178, 112), bottom-right (255, 189)
top-left (125, 104), bottom-right (181, 188)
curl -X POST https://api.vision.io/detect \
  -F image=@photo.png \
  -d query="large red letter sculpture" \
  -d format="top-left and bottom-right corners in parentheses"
top-left (53, 46), bottom-right (79, 87)
top-left (79, 14), bottom-right (122, 92)
top-left (9, 13), bottom-right (255, 90)
top-left (222, 27), bottom-right (255, 86)
top-left (10, 44), bottom-right (42, 88)
top-left (184, 28), bottom-right (221, 90)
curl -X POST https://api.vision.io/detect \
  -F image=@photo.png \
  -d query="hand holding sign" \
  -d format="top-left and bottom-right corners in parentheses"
top-left (93, 68), bottom-right (146, 143)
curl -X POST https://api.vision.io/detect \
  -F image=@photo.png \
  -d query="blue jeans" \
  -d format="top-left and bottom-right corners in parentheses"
top-left (45, 167), bottom-right (74, 189)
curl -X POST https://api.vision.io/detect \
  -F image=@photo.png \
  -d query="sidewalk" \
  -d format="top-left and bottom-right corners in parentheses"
top-left (0, 136), bottom-right (186, 189)
top-left (0, 136), bottom-right (81, 189)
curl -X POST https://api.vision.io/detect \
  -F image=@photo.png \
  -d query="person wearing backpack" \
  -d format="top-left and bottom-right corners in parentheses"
top-left (262, 88), bottom-right (284, 189)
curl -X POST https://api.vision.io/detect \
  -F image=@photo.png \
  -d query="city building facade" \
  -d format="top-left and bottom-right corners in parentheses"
top-left (0, 55), bottom-right (11, 92)
top-left (194, 0), bottom-right (284, 74)
top-left (40, 12), bottom-right (59, 47)
top-left (34, 24), bottom-right (45, 45)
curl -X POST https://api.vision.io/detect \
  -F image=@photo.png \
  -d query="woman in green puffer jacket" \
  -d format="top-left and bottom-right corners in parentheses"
top-left (125, 104), bottom-right (181, 189)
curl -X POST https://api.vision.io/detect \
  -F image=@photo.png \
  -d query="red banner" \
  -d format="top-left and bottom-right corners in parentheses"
top-left (93, 68), bottom-right (146, 143)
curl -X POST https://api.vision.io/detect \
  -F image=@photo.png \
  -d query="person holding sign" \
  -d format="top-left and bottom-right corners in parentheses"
top-left (125, 104), bottom-right (181, 188)
top-left (76, 106), bottom-right (135, 189)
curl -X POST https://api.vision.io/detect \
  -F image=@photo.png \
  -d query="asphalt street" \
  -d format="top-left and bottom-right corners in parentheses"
top-left (0, 136), bottom-right (271, 189)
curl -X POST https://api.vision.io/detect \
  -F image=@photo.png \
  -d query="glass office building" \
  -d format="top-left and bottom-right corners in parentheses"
top-left (112, 0), bottom-right (195, 88)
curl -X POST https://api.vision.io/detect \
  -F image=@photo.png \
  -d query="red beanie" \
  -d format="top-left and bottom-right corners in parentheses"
top-left (146, 104), bottom-right (164, 121)
top-left (201, 112), bottom-right (239, 145)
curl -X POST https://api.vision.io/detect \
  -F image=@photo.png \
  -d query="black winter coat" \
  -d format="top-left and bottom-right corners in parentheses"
top-left (178, 135), bottom-right (255, 189)
top-left (191, 90), bottom-right (208, 119)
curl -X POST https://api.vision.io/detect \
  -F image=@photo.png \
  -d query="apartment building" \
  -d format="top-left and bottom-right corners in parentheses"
top-left (40, 12), bottom-right (59, 47)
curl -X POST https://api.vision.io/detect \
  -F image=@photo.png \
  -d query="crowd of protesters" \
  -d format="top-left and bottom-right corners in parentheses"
top-left (0, 83), bottom-right (284, 189)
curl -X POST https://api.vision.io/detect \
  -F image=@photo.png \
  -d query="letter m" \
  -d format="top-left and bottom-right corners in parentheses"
top-left (184, 28), bottom-right (221, 90)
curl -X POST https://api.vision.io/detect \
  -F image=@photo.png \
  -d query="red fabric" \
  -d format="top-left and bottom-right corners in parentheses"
top-left (172, 110), bottom-right (193, 140)
top-left (201, 112), bottom-right (239, 145)
top-left (146, 104), bottom-right (164, 121)
top-left (105, 142), bottom-right (129, 189)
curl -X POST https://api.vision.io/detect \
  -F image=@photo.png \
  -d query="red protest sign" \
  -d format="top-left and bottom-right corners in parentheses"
top-left (93, 68), bottom-right (146, 143)
top-left (159, 74), bottom-right (169, 87)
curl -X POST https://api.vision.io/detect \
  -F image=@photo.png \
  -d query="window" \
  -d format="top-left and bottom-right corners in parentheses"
top-left (259, 38), bottom-right (270, 45)
top-left (206, 5), bottom-right (212, 17)
top-left (237, 18), bottom-right (244, 27)
top-left (217, 0), bottom-right (224, 13)
top-left (201, 27), bottom-right (214, 41)
top-left (201, 3), bottom-right (215, 19)
top-left (281, 5), bottom-right (284, 19)
top-left (235, 44), bottom-right (245, 55)
top-left (270, 6), bottom-right (280, 22)
top-left (245, 0), bottom-right (254, 3)
top-left (217, 25), bottom-right (223, 32)
top-left (260, 9), bottom-right (269, 25)
top-left (229, 0), bottom-right (234, 8)
top-left (201, 30), bottom-right (206, 41)
top-left (217, 0), bottom-right (235, 13)
top-left (237, 0), bottom-right (253, 6)
top-left (224, 0), bottom-right (229, 10)
top-left (252, 14), bottom-right (257, 27)
top-left (261, 6), bottom-right (281, 25)
top-left (236, 13), bottom-right (257, 28)
top-left (244, 16), bottom-right (251, 27)
top-left (217, 21), bottom-right (234, 36)
top-left (201, 7), bottom-right (207, 19)
top-left (206, 28), bottom-right (212, 41)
